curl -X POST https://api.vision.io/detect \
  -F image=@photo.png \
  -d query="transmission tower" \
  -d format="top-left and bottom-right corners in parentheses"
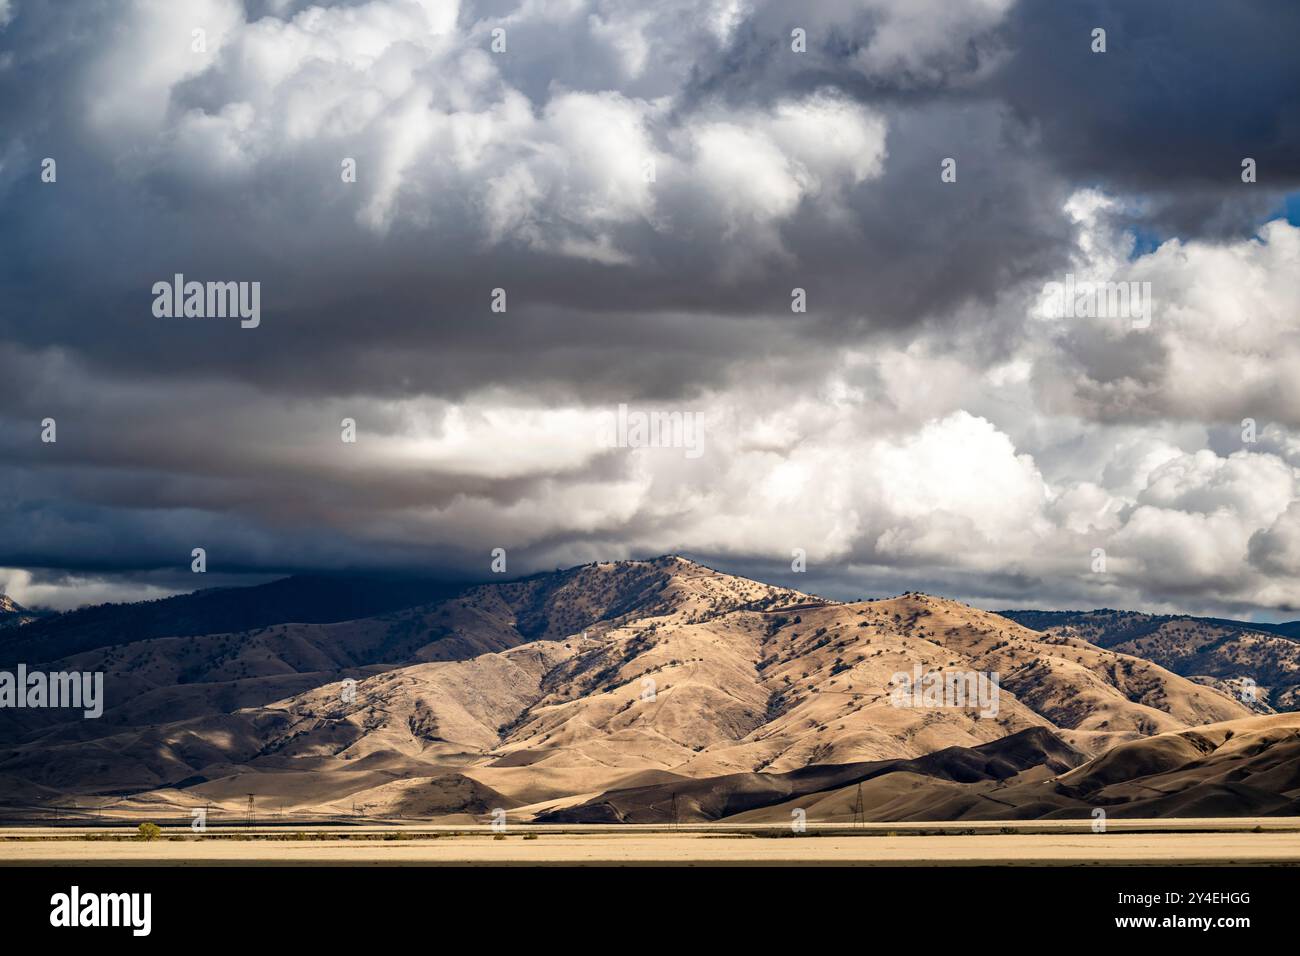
top-left (851, 782), bottom-right (865, 827)
top-left (245, 793), bottom-right (256, 828)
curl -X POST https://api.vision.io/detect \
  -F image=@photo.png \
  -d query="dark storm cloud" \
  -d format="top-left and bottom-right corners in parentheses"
top-left (687, 0), bottom-right (1300, 238)
top-left (0, 0), bottom-right (1296, 616)
top-left (987, 0), bottom-right (1300, 236)
top-left (0, 0), bottom-right (1074, 407)
top-left (3, 0), bottom-right (1284, 409)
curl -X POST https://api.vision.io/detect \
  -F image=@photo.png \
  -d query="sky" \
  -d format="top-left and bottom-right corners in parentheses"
top-left (1, 0), bottom-right (1299, 618)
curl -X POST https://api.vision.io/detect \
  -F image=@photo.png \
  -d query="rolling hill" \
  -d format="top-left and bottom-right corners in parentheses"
top-left (1001, 609), bottom-right (1300, 712)
top-left (1, 556), bottom-right (1274, 824)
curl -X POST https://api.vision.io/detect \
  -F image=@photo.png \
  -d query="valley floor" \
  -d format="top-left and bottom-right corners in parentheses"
top-left (3, 821), bottom-right (1299, 866)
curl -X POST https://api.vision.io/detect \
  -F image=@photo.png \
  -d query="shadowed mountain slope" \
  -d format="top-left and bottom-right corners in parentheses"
top-left (0, 595), bottom-right (45, 630)
top-left (0, 575), bottom-right (474, 666)
top-left (535, 726), bottom-right (1084, 823)
top-left (0, 558), bottom-right (1274, 822)
top-left (1003, 609), bottom-right (1300, 712)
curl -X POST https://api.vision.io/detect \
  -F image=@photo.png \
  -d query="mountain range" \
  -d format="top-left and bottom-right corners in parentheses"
top-left (2, 557), bottom-right (1298, 824)
top-left (0, 595), bottom-right (45, 630)
top-left (1000, 608), bottom-right (1300, 712)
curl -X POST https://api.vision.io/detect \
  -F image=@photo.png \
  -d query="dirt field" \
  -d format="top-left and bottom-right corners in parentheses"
top-left (2, 821), bottom-right (1299, 865)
